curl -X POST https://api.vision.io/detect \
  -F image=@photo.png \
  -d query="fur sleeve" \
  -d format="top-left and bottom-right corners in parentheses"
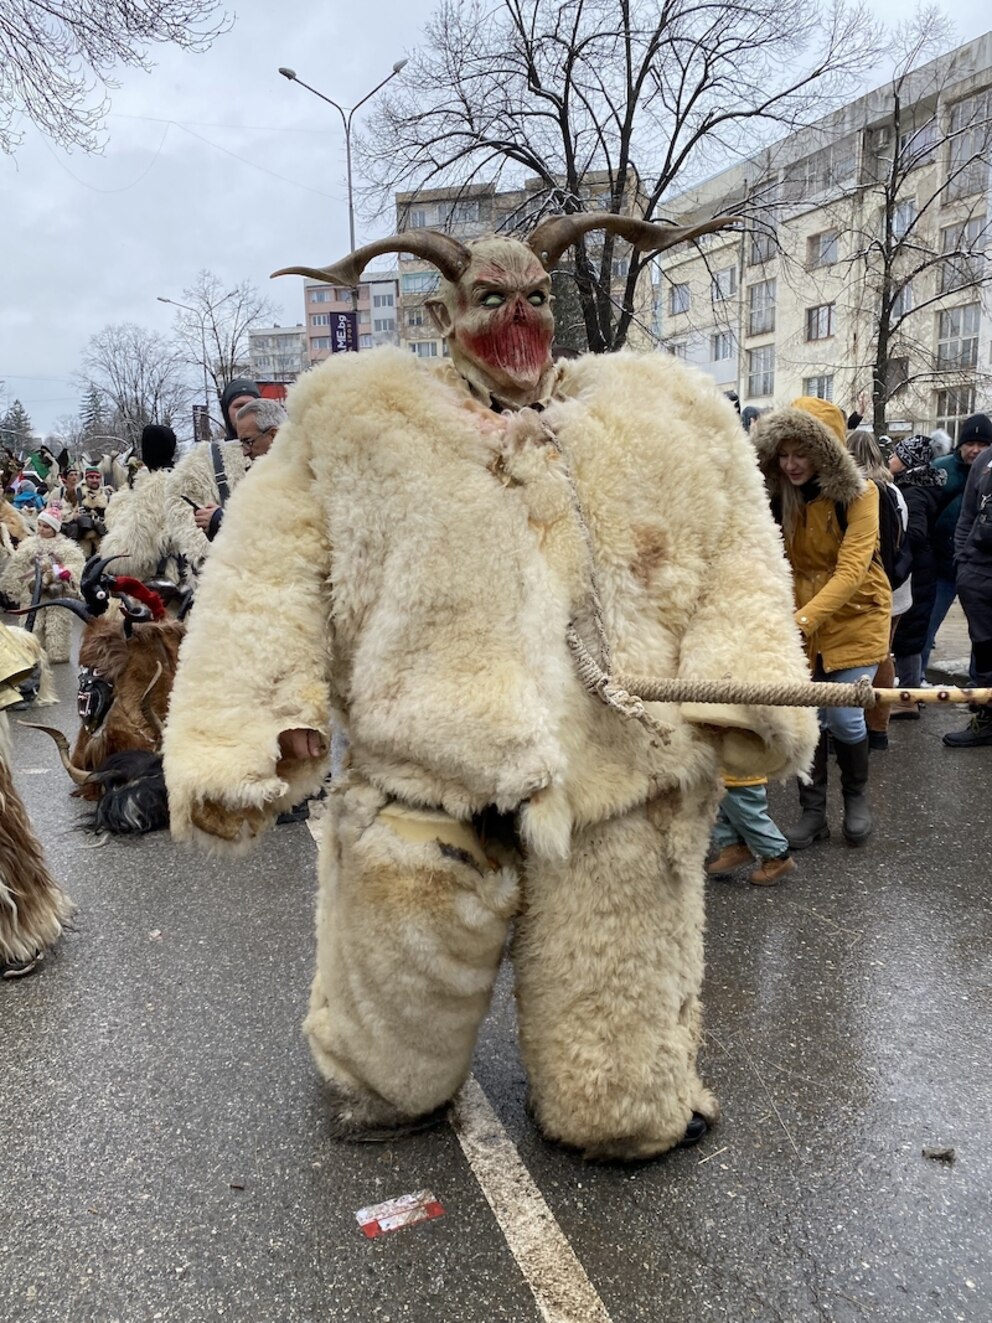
top-left (162, 428), bottom-right (332, 854)
top-left (677, 429), bottom-right (819, 780)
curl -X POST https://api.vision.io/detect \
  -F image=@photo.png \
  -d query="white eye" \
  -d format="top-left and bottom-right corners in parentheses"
top-left (527, 291), bottom-right (547, 306)
top-left (481, 291), bottom-right (505, 308)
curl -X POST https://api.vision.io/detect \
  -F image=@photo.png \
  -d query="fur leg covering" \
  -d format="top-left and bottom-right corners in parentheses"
top-left (303, 776), bottom-right (519, 1138)
top-left (514, 785), bottom-right (720, 1162)
top-left (0, 716), bottom-right (74, 966)
top-left (38, 605), bottom-right (72, 665)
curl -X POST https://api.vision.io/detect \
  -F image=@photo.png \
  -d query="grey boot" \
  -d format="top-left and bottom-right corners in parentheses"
top-left (834, 736), bottom-right (872, 845)
top-left (785, 730), bottom-right (830, 849)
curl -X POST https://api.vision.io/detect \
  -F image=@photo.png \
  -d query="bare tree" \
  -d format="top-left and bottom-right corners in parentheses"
top-left (167, 271), bottom-right (276, 413)
top-left (358, 0), bottom-right (878, 352)
top-left (0, 0), bottom-right (231, 154)
top-left (81, 324), bottom-right (191, 446)
top-left (777, 12), bottom-right (992, 437)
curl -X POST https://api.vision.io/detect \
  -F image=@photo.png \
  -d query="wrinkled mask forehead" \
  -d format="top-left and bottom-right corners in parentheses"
top-left (440, 237), bottom-right (551, 312)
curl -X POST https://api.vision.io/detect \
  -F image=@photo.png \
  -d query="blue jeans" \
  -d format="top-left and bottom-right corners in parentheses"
top-left (813, 661), bottom-right (878, 745)
top-left (713, 784), bottom-right (789, 860)
top-left (921, 575), bottom-right (958, 675)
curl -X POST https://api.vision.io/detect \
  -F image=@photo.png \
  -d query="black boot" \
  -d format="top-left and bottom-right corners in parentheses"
top-left (943, 686), bottom-right (992, 747)
top-left (834, 736), bottom-right (872, 845)
top-left (785, 730), bottom-right (830, 849)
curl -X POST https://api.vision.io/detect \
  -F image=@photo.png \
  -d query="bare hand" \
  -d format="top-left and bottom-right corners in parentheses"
top-left (194, 503), bottom-right (220, 531)
top-left (278, 728), bottom-right (327, 762)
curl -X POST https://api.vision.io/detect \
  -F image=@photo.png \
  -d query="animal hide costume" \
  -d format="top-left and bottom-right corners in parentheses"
top-left (0, 532), bottom-right (86, 663)
top-left (164, 217), bottom-right (818, 1160)
top-left (164, 441), bottom-right (248, 576)
top-left (102, 470), bottom-right (185, 583)
top-left (0, 624), bottom-right (73, 976)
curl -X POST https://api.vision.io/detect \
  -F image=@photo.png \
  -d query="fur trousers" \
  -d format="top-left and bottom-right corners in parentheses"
top-left (303, 774), bottom-right (718, 1159)
top-left (0, 715), bottom-right (74, 966)
top-left (32, 605), bottom-right (73, 665)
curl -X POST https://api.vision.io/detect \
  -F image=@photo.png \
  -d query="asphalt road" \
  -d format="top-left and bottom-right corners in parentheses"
top-left (2, 646), bottom-right (990, 1323)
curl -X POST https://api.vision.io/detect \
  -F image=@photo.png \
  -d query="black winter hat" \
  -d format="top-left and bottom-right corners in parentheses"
top-left (141, 423), bottom-right (177, 470)
top-left (219, 377), bottom-right (261, 437)
top-left (958, 413), bottom-right (992, 448)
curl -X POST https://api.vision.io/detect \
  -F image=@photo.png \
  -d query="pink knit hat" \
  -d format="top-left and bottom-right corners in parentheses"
top-left (37, 508), bottom-right (62, 533)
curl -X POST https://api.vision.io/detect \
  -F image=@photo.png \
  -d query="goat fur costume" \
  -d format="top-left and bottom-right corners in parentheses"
top-left (1, 625), bottom-right (73, 972)
top-left (164, 339), bottom-right (818, 1159)
top-left (0, 532), bottom-right (85, 663)
top-left (163, 442), bottom-right (248, 576)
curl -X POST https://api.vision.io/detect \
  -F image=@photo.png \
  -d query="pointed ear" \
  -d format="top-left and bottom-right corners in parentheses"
top-left (426, 299), bottom-right (453, 337)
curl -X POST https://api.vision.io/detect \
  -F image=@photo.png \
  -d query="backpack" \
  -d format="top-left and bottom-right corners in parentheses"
top-left (836, 480), bottom-right (912, 590)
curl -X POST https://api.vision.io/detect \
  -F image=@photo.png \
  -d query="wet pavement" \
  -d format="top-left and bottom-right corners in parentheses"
top-left (2, 640), bottom-right (990, 1323)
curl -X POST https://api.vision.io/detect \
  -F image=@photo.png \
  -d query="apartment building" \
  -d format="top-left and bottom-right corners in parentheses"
top-left (248, 325), bottom-right (309, 383)
top-left (303, 272), bottom-right (400, 366)
top-left (393, 174), bottom-right (657, 359)
top-left (657, 33), bottom-right (992, 438)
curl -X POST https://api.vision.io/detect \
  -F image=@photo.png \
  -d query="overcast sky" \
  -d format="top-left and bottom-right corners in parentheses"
top-left (1, 0), bottom-right (989, 436)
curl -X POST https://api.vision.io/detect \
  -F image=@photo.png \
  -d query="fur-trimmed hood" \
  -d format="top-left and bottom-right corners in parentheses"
top-left (754, 406), bottom-right (865, 507)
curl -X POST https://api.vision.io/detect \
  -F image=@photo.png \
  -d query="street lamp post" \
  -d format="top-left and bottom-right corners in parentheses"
top-left (278, 60), bottom-right (407, 328)
top-left (157, 290), bottom-right (237, 438)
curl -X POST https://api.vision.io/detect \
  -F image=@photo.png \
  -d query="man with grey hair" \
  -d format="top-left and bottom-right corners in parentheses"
top-left (194, 398), bottom-right (287, 542)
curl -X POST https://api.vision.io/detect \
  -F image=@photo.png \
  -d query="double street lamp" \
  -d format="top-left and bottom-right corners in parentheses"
top-left (278, 59), bottom-right (407, 313)
top-left (157, 290), bottom-right (237, 436)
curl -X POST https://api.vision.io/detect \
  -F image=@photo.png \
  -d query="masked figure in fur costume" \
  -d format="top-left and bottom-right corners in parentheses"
top-left (1, 622), bottom-right (74, 978)
top-left (0, 509), bottom-right (86, 663)
top-left (163, 214), bottom-right (818, 1161)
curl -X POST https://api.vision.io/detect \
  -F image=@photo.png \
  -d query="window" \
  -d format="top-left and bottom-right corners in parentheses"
top-left (899, 117), bottom-right (938, 168)
top-left (807, 229), bottom-right (839, 268)
top-left (891, 281), bottom-right (913, 321)
top-left (311, 336), bottom-right (330, 351)
top-left (935, 387), bottom-right (976, 440)
top-left (710, 331), bottom-right (735, 361)
top-left (373, 318), bottom-right (395, 333)
top-left (748, 279), bottom-right (776, 336)
top-left (947, 94), bottom-right (992, 200)
top-left (666, 340), bottom-right (688, 360)
top-left (411, 341), bottom-right (439, 358)
top-left (747, 228), bottom-right (776, 265)
top-left (803, 374), bottom-right (834, 401)
top-left (310, 313), bottom-right (330, 327)
top-left (406, 308), bottom-right (425, 328)
top-left (445, 198), bottom-right (481, 225)
top-left (805, 304), bottom-right (835, 341)
top-left (711, 267), bottom-right (737, 302)
top-left (669, 283), bottom-right (690, 315)
top-left (747, 345), bottom-right (775, 397)
top-left (402, 271), bottom-right (441, 294)
top-left (373, 293), bottom-right (395, 308)
top-left (612, 258), bottom-right (630, 278)
top-left (359, 334), bottom-right (373, 349)
top-left (940, 217), bottom-right (987, 293)
top-left (892, 199), bottom-right (917, 240)
top-left (936, 303), bottom-right (980, 370)
top-left (310, 289), bottom-right (332, 303)
top-left (885, 358), bottom-right (910, 396)
top-left (406, 207), bottom-right (430, 229)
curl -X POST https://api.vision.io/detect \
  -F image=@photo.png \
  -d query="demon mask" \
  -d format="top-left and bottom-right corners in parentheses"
top-left (274, 209), bottom-right (740, 409)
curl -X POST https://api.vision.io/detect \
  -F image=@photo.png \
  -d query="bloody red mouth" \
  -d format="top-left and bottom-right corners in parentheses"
top-left (460, 302), bottom-right (552, 384)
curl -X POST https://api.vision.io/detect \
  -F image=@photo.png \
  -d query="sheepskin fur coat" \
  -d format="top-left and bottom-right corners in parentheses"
top-left (163, 442), bottom-right (248, 575)
top-left (165, 348), bottom-right (816, 850)
top-left (101, 469), bottom-right (178, 581)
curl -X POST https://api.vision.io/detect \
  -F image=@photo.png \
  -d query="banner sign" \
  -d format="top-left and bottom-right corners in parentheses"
top-left (331, 311), bottom-right (358, 353)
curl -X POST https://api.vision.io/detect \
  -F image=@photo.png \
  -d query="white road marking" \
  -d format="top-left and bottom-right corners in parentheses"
top-left (306, 800), bottom-right (612, 1322)
top-left (452, 1075), bottom-right (614, 1323)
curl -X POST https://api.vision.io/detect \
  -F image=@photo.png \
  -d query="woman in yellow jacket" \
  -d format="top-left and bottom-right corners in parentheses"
top-left (755, 397), bottom-right (891, 846)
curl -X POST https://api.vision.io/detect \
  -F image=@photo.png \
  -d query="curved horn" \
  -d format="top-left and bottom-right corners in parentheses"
top-left (7, 599), bottom-right (95, 625)
top-left (272, 229), bottom-right (472, 288)
top-left (527, 211), bottom-right (743, 270)
top-left (18, 722), bottom-right (91, 786)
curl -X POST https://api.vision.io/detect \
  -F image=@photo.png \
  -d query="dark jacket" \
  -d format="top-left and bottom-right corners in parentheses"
top-left (954, 449), bottom-right (992, 643)
top-left (892, 482), bottom-right (940, 656)
top-left (931, 453), bottom-right (970, 579)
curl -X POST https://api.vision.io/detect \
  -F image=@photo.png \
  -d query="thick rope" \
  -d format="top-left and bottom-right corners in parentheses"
top-left (566, 627), bottom-right (673, 743)
top-left (616, 675), bottom-right (992, 709)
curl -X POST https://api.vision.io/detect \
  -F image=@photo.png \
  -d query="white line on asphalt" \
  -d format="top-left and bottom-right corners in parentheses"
top-left (452, 1074), bottom-right (614, 1323)
top-left (306, 806), bottom-right (612, 1322)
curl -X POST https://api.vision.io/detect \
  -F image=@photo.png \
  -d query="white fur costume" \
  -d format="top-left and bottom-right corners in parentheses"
top-left (163, 442), bottom-right (248, 575)
top-left (164, 347), bottom-right (816, 1158)
top-left (0, 533), bottom-right (85, 663)
top-left (101, 469), bottom-right (183, 582)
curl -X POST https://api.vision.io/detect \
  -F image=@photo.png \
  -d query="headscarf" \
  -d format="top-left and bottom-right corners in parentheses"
top-left (892, 435), bottom-right (946, 488)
